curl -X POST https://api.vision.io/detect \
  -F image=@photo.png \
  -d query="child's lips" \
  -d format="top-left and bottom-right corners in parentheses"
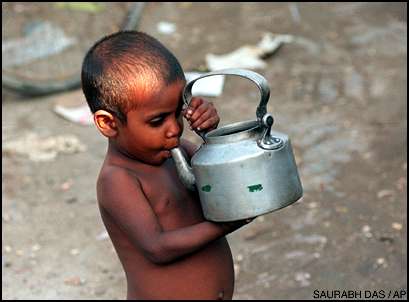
top-left (162, 150), bottom-right (172, 158)
top-left (165, 142), bottom-right (180, 150)
top-left (162, 143), bottom-right (179, 158)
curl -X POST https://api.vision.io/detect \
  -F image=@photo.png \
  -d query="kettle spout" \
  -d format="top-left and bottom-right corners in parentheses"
top-left (170, 147), bottom-right (196, 191)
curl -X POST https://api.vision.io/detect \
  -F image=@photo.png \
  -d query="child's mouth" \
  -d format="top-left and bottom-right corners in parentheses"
top-left (161, 142), bottom-right (179, 159)
top-left (162, 150), bottom-right (172, 158)
top-left (165, 142), bottom-right (179, 150)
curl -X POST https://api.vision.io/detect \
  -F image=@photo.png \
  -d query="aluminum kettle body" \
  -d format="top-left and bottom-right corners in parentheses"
top-left (171, 69), bottom-right (303, 222)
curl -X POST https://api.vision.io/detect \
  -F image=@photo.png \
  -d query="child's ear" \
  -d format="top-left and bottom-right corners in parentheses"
top-left (94, 110), bottom-right (118, 137)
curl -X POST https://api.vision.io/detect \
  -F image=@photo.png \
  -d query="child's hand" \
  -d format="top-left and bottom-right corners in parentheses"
top-left (216, 217), bottom-right (255, 234)
top-left (184, 97), bottom-right (220, 132)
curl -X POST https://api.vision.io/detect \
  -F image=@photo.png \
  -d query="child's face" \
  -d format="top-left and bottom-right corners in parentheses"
top-left (116, 80), bottom-right (185, 165)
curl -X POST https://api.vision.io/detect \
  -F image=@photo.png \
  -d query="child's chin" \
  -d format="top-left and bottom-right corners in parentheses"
top-left (150, 151), bottom-right (171, 165)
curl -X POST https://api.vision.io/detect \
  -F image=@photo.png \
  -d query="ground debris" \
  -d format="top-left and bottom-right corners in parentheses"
top-left (391, 222), bottom-right (403, 231)
top-left (60, 179), bottom-right (74, 191)
top-left (376, 189), bottom-right (394, 199)
top-left (396, 177), bottom-right (406, 192)
top-left (205, 32), bottom-right (294, 70)
top-left (362, 225), bottom-right (373, 238)
top-left (70, 248), bottom-right (80, 256)
top-left (294, 272), bottom-right (311, 287)
top-left (234, 263), bottom-right (240, 278)
top-left (375, 257), bottom-right (388, 268)
top-left (2, 132), bottom-right (86, 162)
top-left (31, 244), bottom-right (41, 252)
top-left (64, 276), bottom-right (86, 286)
top-left (54, 2), bottom-right (105, 13)
top-left (2, 21), bottom-right (76, 68)
top-left (378, 236), bottom-right (394, 244)
top-left (96, 231), bottom-right (110, 241)
top-left (157, 21), bottom-right (176, 35)
top-left (2, 213), bottom-right (12, 222)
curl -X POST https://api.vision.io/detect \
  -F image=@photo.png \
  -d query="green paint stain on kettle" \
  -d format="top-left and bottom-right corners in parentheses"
top-left (201, 185), bottom-right (212, 192)
top-left (248, 184), bottom-right (263, 192)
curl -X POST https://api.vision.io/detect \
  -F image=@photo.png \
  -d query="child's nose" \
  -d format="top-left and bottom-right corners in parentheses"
top-left (166, 118), bottom-right (183, 138)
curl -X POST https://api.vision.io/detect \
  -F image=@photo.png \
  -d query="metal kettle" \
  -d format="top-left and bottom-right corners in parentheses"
top-left (171, 68), bottom-right (303, 222)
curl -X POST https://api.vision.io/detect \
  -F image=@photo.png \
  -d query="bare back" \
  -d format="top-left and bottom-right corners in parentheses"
top-left (97, 141), bottom-right (235, 299)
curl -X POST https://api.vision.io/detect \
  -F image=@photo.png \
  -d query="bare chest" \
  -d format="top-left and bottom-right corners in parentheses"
top-left (139, 160), bottom-right (204, 229)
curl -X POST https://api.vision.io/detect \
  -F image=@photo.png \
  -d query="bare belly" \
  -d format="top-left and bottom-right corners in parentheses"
top-left (97, 160), bottom-right (236, 299)
top-left (120, 237), bottom-right (235, 300)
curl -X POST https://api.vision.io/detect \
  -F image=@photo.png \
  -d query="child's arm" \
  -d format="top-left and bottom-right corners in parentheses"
top-left (98, 167), bottom-right (249, 265)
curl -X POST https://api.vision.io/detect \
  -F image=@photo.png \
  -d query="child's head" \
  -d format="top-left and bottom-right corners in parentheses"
top-left (81, 31), bottom-right (187, 165)
top-left (82, 30), bottom-right (185, 124)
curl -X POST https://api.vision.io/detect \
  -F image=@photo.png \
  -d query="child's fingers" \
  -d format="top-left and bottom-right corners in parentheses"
top-left (185, 98), bottom-right (220, 130)
top-left (190, 109), bottom-right (213, 129)
top-left (193, 116), bottom-right (220, 131)
top-left (189, 104), bottom-right (214, 127)
top-left (186, 103), bottom-right (209, 123)
top-left (188, 97), bottom-right (204, 110)
top-left (190, 105), bottom-right (219, 129)
top-left (185, 97), bottom-right (204, 118)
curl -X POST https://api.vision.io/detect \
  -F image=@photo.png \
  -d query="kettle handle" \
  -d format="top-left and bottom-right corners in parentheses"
top-left (183, 68), bottom-right (271, 139)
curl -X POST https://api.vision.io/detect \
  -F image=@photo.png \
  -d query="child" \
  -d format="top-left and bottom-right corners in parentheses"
top-left (81, 31), bottom-right (253, 300)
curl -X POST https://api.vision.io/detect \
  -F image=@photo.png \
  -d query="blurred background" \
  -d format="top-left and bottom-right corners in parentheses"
top-left (2, 2), bottom-right (407, 299)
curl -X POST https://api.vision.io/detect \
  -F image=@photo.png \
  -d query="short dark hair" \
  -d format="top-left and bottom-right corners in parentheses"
top-left (81, 30), bottom-right (185, 123)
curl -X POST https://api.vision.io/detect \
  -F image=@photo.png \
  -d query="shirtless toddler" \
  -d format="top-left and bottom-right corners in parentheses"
top-left (81, 31), bottom-right (252, 300)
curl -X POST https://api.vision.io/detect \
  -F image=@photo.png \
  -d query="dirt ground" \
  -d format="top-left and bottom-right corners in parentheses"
top-left (2, 2), bottom-right (407, 300)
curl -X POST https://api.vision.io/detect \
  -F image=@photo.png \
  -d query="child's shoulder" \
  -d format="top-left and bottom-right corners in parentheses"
top-left (98, 162), bottom-right (140, 188)
top-left (97, 162), bottom-right (142, 203)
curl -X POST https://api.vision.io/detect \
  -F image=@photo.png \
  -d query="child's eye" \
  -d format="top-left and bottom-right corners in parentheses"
top-left (149, 117), bottom-right (165, 127)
